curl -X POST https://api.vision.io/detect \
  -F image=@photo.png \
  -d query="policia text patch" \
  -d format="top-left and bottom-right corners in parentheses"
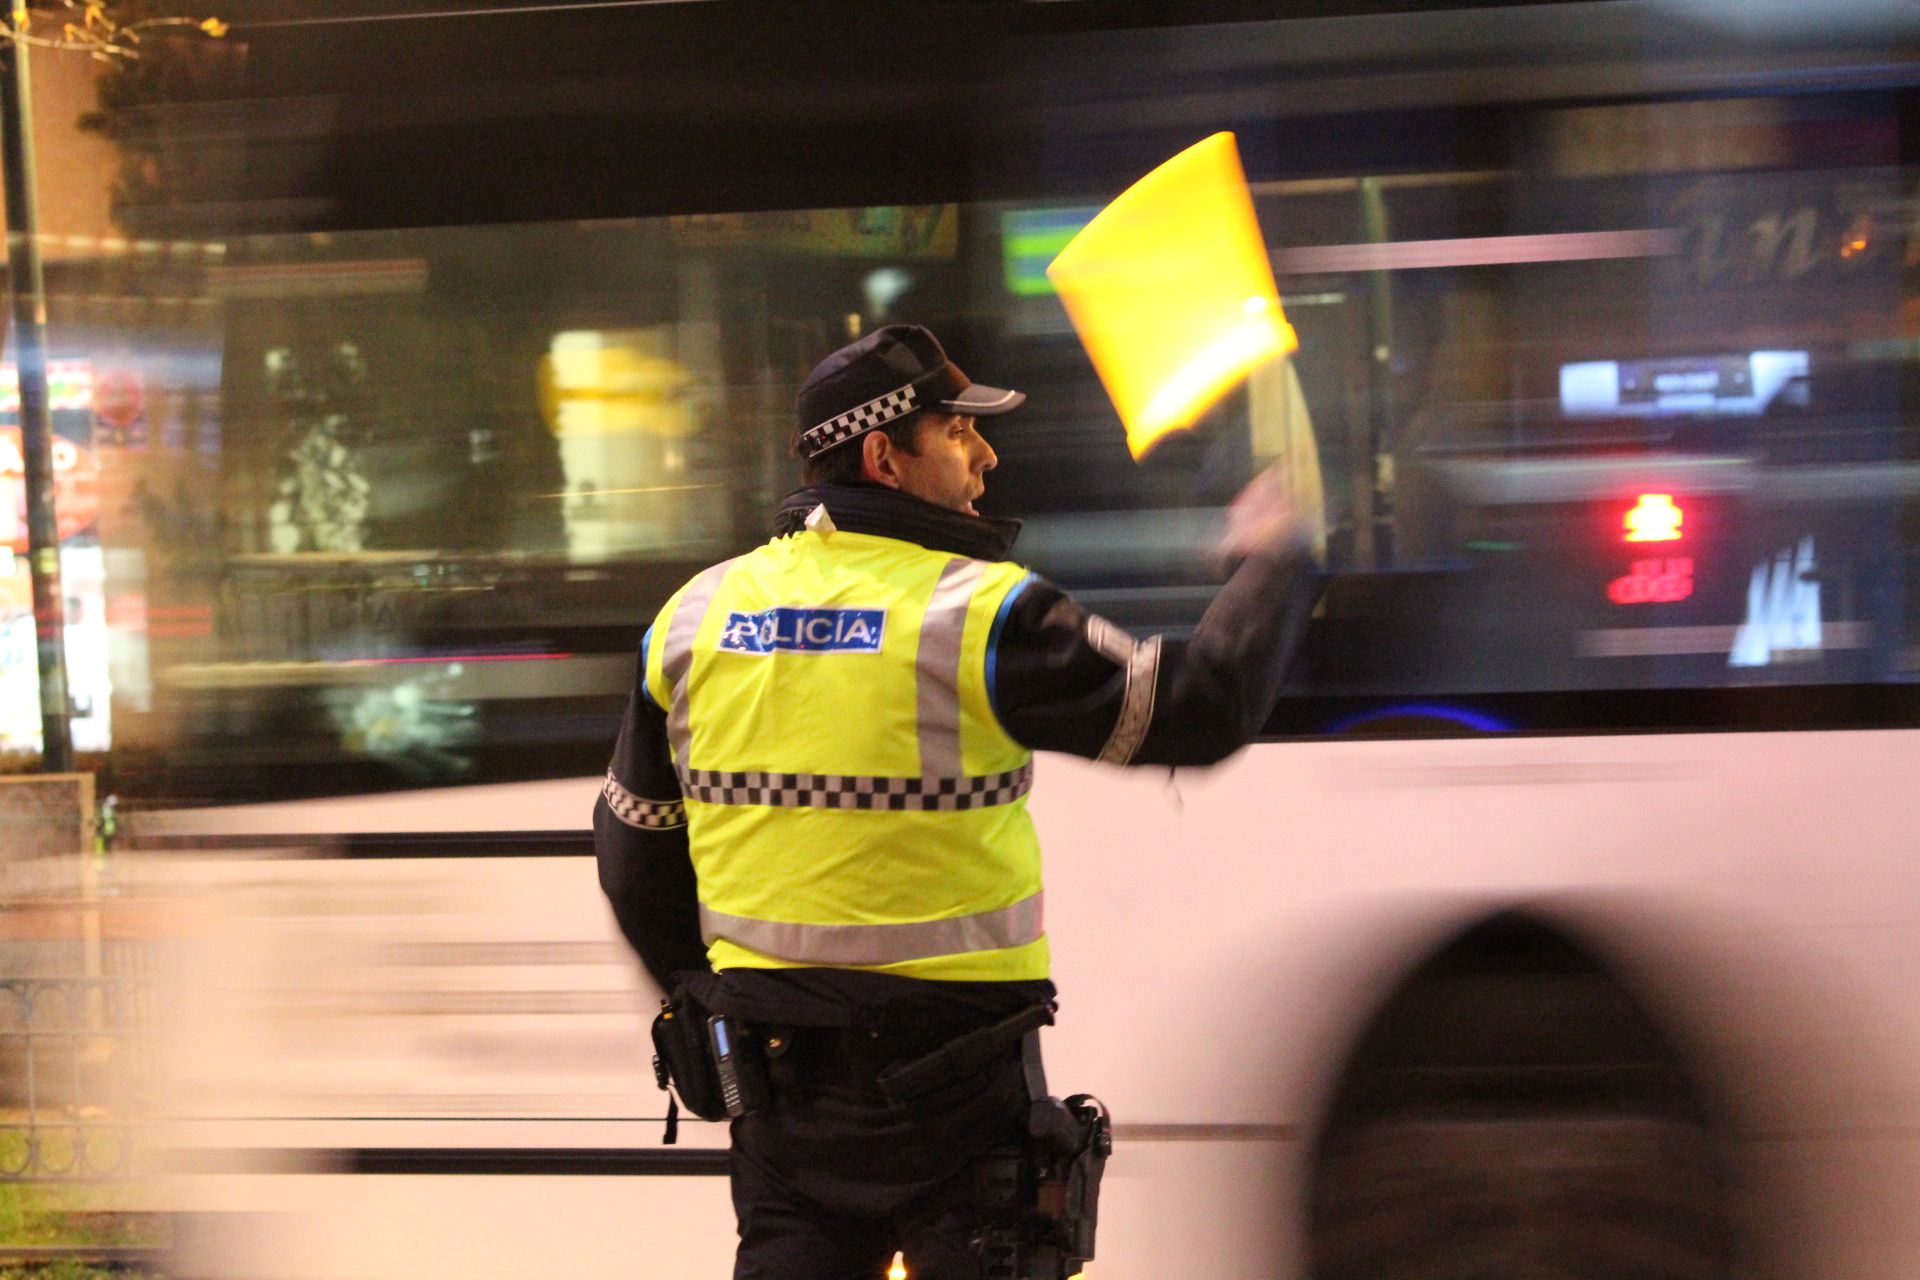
top-left (718, 607), bottom-right (887, 655)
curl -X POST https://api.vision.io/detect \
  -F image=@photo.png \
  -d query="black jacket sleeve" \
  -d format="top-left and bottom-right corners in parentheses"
top-left (994, 542), bottom-right (1323, 767)
top-left (593, 678), bottom-right (711, 990)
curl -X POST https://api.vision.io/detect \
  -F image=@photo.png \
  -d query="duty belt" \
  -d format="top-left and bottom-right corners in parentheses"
top-left (874, 1002), bottom-right (1056, 1107)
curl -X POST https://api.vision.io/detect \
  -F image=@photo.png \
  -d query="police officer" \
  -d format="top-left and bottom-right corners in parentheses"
top-left (595, 325), bottom-right (1322, 1279)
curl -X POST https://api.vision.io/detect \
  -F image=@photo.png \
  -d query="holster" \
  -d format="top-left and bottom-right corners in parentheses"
top-left (1027, 1089), bottom-right (1112, 1271)
top-left (957, 1019), bottom-right (1111, 1280)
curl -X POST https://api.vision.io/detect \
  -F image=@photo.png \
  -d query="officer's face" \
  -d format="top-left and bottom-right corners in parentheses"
top-left (887, 412), bottom-right (998, 516)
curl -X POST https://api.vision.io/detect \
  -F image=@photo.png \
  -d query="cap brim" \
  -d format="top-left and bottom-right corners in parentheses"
top-left (937, 384), bottom-right (1026, 417)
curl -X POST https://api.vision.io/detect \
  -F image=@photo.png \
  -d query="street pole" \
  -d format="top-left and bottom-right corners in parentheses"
top-left (0, 0), bottom-right (74, 772)
top-left (1358, 175), bottom-right (1397, 572)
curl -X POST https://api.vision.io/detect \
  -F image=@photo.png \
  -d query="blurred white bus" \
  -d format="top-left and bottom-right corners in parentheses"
top-left (145, 727), bottom-right (1920, 1280)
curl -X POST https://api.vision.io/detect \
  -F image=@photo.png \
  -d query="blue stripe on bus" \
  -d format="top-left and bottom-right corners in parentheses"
top-left (1327, 702), bottom-right (1513, 735)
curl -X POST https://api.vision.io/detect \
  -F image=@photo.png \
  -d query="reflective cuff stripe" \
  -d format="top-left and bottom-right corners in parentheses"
top-left (700, 890), bottom-right (1044, 966)
top-left (663, 559), bottom-right (737, 768)
top-left (915, 557), bottom-right (984, 778)
top-left (1096, 633), bottom-right (1161, 766)
top-left (602, 772), bottom-right (686, 830)
top-left (682, 763), bottom-right (1031, 811)
top-left (1083, 613), bottom-right (1133, 666)
top-left (983, 572), bottom-right (1035, 730)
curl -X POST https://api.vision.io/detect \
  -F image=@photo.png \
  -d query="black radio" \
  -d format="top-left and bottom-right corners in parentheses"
top-left (707, 1013), bottom-right (771, 1118)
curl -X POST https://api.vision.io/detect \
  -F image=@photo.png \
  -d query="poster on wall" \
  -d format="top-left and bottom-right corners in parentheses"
top-left (0, 359), bottom-right (111, 757)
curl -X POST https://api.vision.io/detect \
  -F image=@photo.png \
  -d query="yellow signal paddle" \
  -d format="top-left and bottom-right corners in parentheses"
top-left (1046, 132), bottom-right (1296, 460)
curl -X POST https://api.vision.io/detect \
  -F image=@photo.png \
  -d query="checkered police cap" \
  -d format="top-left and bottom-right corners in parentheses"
top-left (796, 325), bottom-right (1026, 460)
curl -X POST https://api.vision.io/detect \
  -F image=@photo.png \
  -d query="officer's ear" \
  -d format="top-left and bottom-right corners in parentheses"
top-left (860, 428), bottom-right (904, 490)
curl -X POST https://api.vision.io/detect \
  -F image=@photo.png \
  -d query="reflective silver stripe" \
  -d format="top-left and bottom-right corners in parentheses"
top-left (1096, 633), bottom-right (1161, 766)
top-left (682, 763), bottom-right (1031, 811)
top-left (663, 559), bottom-right (736, 770)
top-left (1084, 613), bottom-right (1134, 666)
top-left (956, 388), bottom-right (1019, 412)
top-left (915, 558), bottom-right (984, 778)
top-left (700, 890), bottom-right (1044, 966)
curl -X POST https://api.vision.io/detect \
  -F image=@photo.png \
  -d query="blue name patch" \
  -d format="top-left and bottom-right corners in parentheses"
top-left (718, 607), bottom-right (886, 655)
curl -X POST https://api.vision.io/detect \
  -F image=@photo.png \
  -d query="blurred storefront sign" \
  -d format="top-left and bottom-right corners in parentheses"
top-left (1002, 207), bottom-right (1099, 297)
top-left (210, 259), bottom-right (430, 299)
top-left (666, 205), bottom-right (956, 259)
top-left (1559, 351), bottom-right (1809, 419)
top-left (538, 327), bottom-right (726, 560)
top-left (92, 368), bottom-right (145, 438)
top-left (2, 361), bottom-right (102, 535)
top-left (1, 359), bottom-right (111, 757)
top-left (0, 358), bottom-right (94, 415)
top-left (2, 428), bottom-right (101, 551)
top-left (1, 545), bottom-right (111, 756)
top-left (1543, 97), bottom-right (1897, 180)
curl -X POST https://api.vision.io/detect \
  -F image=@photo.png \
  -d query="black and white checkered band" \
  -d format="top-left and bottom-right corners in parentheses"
top-left (603, 772), bottom-right (687, 830)
top-left (681, 764), bottom-right (1032, 811)
top-left (800, 382), bottom-right (920, 458)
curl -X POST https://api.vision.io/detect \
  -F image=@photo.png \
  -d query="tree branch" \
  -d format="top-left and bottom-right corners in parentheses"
top-left (2, 2), bottom-right (224, 58)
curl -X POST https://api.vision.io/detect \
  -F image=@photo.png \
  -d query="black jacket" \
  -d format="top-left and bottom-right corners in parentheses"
top-left (593, 483), bottom-right (1323, 1026)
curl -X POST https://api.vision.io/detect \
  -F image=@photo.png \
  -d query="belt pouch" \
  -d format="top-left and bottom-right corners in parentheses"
top-left (652, 986), bottom-right (730, 1122)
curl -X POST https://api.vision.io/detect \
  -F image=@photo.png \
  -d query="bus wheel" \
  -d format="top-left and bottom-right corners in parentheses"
top-left (1307, 912), bottom-right (1735, 1280)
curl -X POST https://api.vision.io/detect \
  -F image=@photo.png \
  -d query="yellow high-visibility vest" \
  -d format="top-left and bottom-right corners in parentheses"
top-left (642, 514), bottom-right (1047, 982)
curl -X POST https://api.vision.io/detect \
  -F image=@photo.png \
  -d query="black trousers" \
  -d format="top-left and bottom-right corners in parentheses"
top-left (729, 1024), bottom-right (1030, 1280)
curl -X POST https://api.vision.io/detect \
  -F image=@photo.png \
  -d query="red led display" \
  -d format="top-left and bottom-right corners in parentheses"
top-left (1608, 557), bottom-right (1694, 605)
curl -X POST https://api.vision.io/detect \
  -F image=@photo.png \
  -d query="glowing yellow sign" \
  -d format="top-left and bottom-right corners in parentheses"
top-left (536, 332), bottom-right (695, 438)
top-left (1046, 132), bottom-right (1296, 459)
top-left (1624, 493), bottom-right (1683, 542)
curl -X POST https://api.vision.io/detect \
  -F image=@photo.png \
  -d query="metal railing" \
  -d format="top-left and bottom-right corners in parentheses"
top-left (1, 969), bottom-right (157, 1181)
